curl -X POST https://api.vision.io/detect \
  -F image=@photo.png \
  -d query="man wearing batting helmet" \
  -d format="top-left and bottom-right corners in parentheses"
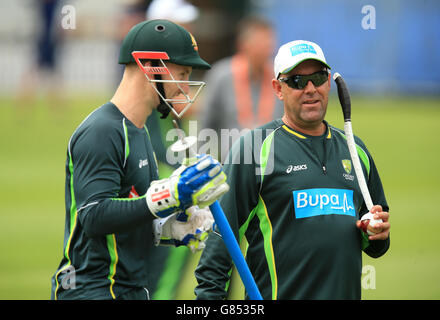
top-left (51, 20), bottom-right (228, 300)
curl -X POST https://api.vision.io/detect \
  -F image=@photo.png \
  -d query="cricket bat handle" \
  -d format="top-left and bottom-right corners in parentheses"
top-left (334, 73), bottom-right (383, 224)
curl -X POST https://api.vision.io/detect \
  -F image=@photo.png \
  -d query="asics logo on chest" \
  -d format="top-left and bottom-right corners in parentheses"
top-left (286, 164), bottom-right (307, 173)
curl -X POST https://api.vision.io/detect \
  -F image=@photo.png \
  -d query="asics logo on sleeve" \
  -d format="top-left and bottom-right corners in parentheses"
top-left (293, 188), bottom-right (355, 219)
top-left (139, 159), bottom-right (149, 168)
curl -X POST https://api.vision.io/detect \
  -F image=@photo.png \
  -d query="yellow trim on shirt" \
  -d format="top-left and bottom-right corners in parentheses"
top-left (281, 125), bottom-right (307, 139)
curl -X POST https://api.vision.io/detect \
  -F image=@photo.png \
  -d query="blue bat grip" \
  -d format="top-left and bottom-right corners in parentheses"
top-left (209, 201), bottom-right (263, 300)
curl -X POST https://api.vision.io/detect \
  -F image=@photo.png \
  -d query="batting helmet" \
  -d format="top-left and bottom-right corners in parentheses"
top-left (118, 19), bottom-right (210, 70)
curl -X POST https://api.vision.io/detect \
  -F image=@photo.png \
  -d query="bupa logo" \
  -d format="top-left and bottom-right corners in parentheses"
top-left (293, 188), bottom-right (355, 219)
top-left (290, 43), bottom-right (317, 57)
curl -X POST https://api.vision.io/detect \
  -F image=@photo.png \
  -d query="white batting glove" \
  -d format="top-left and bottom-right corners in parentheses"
top-left (152, 206), bottom-right (215, 253)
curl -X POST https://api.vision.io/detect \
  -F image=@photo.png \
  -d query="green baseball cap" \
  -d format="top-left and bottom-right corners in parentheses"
top-left (118, 19), bottom-right (210, 70)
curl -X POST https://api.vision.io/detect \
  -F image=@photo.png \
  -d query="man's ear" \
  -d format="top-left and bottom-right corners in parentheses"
top-left (272, 79), bottom-right (284, 101)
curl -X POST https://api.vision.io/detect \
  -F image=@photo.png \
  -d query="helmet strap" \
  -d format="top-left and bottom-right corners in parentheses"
top-left (151, 60), bottom-right (171, 119)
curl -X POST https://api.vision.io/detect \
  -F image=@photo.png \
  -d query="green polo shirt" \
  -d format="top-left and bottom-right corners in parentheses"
top-left (51, 102), bottom-right (159, 300)
top-left (195, 119), bottom-right (390, 300)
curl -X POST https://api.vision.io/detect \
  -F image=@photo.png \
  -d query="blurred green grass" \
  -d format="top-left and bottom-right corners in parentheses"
top-left (0, 94), bottom-right (439, 299)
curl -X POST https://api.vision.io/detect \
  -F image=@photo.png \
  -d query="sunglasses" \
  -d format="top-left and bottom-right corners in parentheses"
top-left (279, 70), bottom-right (329, 90)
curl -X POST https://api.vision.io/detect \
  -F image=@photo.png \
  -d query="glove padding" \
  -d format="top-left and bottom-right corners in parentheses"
top-left (152, 206), bottom-right (214, 253)
top-left (146, 154), bottom-right (229, 218)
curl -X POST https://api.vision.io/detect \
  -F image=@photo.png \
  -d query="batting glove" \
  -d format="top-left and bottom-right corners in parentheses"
top-left (146, 154), bottom-right (229, 218)
top-left (152, 206), bottom-right (214, 253)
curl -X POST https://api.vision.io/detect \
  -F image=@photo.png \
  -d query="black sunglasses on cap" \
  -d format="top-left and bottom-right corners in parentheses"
top-left (279, 70), bottom-right (329, 90)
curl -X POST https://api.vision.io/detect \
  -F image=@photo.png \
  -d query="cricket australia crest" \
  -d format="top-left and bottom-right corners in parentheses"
top-left (342, 159), bottom-right (354, 181)
top-left (342, 159), bottom-right (352, 174)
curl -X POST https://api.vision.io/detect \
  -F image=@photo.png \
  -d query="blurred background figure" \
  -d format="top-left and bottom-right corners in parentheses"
top-left (146, 0), bottom-right (199, 32)
top-left (198, 16), bottom-right (284, 163)
top-left (16, 0), bottom-right (64, 110)
top-left (115, 0), bottom-right (152, 83)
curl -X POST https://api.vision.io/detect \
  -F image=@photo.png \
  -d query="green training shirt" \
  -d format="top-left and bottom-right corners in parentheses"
top-left (51, 102), bottom-right (159, 299)
top-left (195, 119), bottom-right (390, 300)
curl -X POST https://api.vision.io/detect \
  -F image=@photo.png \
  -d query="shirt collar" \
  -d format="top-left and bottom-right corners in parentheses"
top-left (281, 120), bottom-right (331, 139)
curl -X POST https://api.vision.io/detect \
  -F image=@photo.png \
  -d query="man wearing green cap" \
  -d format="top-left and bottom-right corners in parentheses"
top-left (195, 40), bottom-right (391, 300)
top-left (50, 20), bottom-right (228, 300)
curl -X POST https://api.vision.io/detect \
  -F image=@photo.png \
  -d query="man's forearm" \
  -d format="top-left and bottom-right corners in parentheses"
top-left (364, 236), bottom-right (390, 258)
top-left (78, 197), bottom-right (152, 237)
